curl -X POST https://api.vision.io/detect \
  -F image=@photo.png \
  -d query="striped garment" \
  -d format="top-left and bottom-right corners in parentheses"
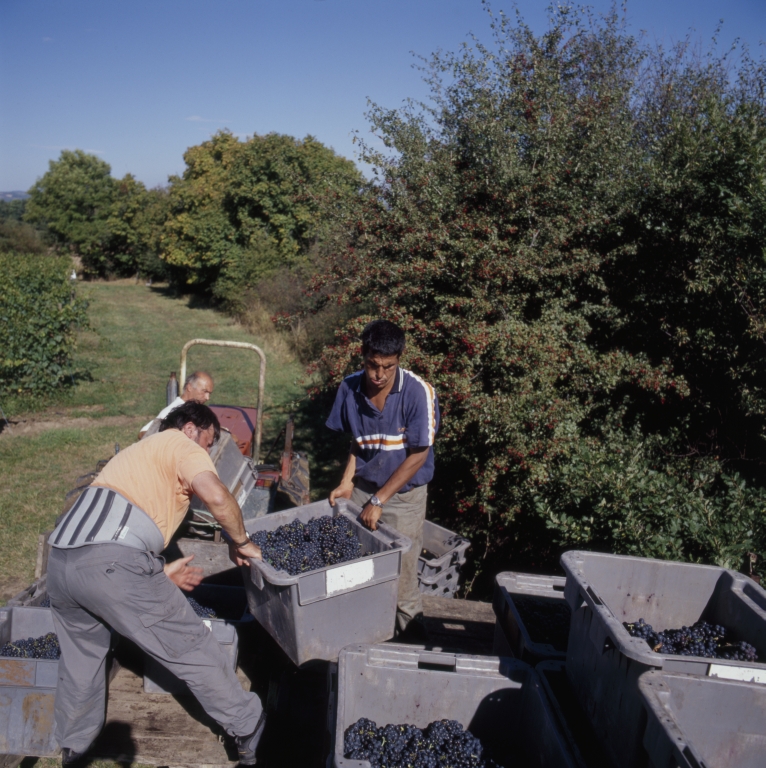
top-left (326, 367), bottom-right (439, 492)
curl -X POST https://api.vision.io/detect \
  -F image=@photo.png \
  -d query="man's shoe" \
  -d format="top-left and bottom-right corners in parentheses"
top-left (235, 711), bottom-right (266, 765)
top-left (61, 748), bottom-right (86, 766)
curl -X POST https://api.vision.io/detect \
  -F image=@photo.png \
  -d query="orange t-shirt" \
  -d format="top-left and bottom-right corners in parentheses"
top-left (92, 429), bottom-right (217, 547)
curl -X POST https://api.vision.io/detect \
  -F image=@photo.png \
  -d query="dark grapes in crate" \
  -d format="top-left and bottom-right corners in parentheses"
top-left (186, 595), bottom-right (216, 619)
top-left (513, 596), bottom-right (571, 651)
top-left (0, 632), bottom-right (61, 660)
top-left (250, 515), bottom-right (366, 576)
top-left (344, 717), bottom-right (504, 768)
top-left (624, 618), bottom-right (758, 662)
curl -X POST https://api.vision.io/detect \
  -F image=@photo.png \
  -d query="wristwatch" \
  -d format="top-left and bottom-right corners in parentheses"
top-left (369, 495), bottom-right (383, 508)
top-left (233, 536), bottom-right (251, 549)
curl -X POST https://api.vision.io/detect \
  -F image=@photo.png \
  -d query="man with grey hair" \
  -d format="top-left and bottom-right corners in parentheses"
top-left (138, 371), bottom-right (214, 439)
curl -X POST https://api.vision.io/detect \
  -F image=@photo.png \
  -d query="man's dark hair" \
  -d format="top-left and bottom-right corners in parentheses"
top-left (361, 319), bottom-right (406, 358)
top-left (159, 401), bottom-right (221, 442)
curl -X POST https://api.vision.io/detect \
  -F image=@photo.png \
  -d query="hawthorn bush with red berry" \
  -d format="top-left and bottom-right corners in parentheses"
top-left (295, 5), bottom-right (766, 588)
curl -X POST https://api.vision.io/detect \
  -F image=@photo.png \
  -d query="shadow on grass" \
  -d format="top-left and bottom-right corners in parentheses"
top-left (148, 283), bottom-right (215, 312)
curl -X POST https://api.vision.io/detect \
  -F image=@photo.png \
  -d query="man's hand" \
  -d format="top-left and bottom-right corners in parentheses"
top-left (360, 502), bottom-right (383, 531)
top-left (329, 481), bottom-right (354, 507)
top-left (228, 540), bottom-right (262, 566)
top-left (164, 555), bottom-right (204, 592)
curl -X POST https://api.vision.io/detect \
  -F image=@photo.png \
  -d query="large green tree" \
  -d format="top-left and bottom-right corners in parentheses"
top-left (25, 150), bottom-right (117, 272)
top-left (302, 6), bottom-right (766, 585)
top-left (161, 131), bottom-right (362, 308)
top-left (105, 175), bottom-right (170, 279)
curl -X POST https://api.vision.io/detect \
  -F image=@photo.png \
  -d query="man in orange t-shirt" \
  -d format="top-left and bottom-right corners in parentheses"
top-left (47, 402), bottom-right (265, 766)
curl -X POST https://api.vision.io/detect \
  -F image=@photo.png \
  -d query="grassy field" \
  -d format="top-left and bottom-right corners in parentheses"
top-left (0, 280), bottom-right (311, 603)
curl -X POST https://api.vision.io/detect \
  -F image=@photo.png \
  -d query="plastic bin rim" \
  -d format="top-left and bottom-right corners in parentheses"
top-left (246, 507), bottom-right (411, 587)
top-left (560, 551), bottom-right (766, 670)
top-left (560, 550), bottom-right (738, 573)
top-left (495, 571), bottom-right (567, 586)
top-left (338, 643), bottom-right (533, 676)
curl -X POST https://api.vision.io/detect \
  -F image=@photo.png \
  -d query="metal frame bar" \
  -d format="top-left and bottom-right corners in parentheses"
top-left (179, 339), bottom-right (267, 462)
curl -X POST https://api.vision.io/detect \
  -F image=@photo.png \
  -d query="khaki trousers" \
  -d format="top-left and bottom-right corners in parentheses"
top-left (352, 481), bottom-right (427, 633)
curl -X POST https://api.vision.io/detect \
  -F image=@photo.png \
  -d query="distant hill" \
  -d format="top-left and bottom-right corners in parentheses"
top-left (0, 191), bottom-right (30, 201)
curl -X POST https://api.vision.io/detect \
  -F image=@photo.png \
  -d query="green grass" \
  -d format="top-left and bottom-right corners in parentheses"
top-left (0, 280), bottom-right (308, 602)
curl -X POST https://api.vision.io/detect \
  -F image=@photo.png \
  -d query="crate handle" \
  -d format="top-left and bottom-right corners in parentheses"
top-left (585, 585), bottom-right (603, 605)
top-left (417, 654), bottom-right (456, 672)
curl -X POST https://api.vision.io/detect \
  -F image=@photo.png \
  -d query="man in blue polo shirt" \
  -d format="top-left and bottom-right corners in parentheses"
top-left (327, 319), bottom-right (439, 640)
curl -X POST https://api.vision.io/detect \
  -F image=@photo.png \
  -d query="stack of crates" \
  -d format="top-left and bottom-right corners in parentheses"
top-left (417, 520), bottom-right (470, 598)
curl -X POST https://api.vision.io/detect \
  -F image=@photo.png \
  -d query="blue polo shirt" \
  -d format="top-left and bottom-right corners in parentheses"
top-left (326, 367), bottom-right (439, 492)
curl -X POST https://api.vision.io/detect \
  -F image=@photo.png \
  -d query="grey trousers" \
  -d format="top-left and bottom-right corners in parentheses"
top-left (352, 482), bottom-right (427, 633)
top-left (47, 544), bottom-right (262, 752)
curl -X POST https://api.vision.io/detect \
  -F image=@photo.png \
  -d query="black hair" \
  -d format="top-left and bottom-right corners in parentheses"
top-left (159, 401), bottom-right (221, 442)
top-left (361, 319), bottom-right (406, 358)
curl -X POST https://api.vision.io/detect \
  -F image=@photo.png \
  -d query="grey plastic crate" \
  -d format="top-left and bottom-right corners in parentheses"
top-left (418, 520), bottom-right (471, 579)
top-left (0, 607), bottom-right (60, 756)
top-left (639, 670), bottom-right (766, 768)
top-left (161, 535), bottom-right (243, 586)
top-left (332, 644), bottom-right (578, 768)
top-left (242, 498), bottom-right (411, 667)
top-left (417, 564), bottom-right (461, 597)
top-left (561, 551), bottom-right (766, 768)
top-left (143, 584), bottom-right (252, 694)
top-left (418, 579), bottom-right (460, 598)
top-left (493, 572), bottom-right (570, 664)
top-left (536, 661), bottom-right (610, 768)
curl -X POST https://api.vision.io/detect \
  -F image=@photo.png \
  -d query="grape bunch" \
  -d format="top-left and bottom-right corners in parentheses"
top-left (250, 515), bottom-right (364, 576)
top-left (344, 718), bottom-right (504, 768)
top-left (187, 595), bottom-right (216, 619)
top-left (39, 595), bottom-right (51, 607)
top-left (624, 618), bottom-right (758, 661)
top-left (0, 632), bottom-right (61, 660)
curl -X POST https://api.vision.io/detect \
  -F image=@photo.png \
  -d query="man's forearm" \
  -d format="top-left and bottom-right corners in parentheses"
top-left (376, 447), bottom-right (429, 504)
top-left (209, 497), bottom-right (249, 542)
top-left (192, 471), bottom-right (249, 543)
top-left (340, 448), bottom-right (357, 486)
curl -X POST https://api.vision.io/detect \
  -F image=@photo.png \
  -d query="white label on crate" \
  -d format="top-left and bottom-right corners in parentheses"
top-left (708, 664), bottom-right (766, 684)
top-left (237, 487), bottom-right (248, 508)
top-left (326, 559), bottom-right (374, 595)
top-left (203, 620), bottom-right (212, 632)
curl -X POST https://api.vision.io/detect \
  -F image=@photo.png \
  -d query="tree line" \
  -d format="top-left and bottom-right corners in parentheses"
top-left (6, 4), bottom-right (766, 584)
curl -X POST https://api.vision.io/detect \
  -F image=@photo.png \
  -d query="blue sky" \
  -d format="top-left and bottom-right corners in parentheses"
top-left (1, 0), bottom-right (764, 191)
